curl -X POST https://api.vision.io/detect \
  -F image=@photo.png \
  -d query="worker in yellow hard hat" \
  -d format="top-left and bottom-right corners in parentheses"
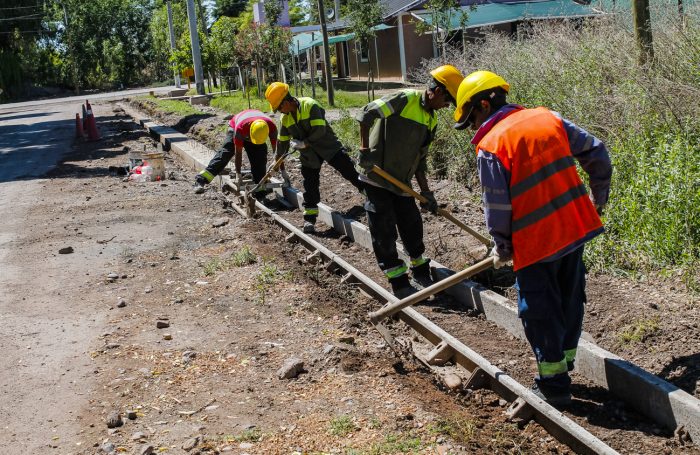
top-left (194, 109), bottom-right (286, 194)
top-left (453, 70), bottom-right (612, 406)
top-left (265, 82), bottom-right (365, 233)
top-left (355, 65), bottom-right (464, 298)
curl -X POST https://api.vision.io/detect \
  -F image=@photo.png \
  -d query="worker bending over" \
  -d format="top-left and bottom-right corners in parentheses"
top-left (453, 71), bottom-right (612, 405)
top-left (265, 82), bottom-right (365, 233)
top-left (193, 109), bottom-right (286, 194)
top-left (356, 65), bottom-right (464, 298)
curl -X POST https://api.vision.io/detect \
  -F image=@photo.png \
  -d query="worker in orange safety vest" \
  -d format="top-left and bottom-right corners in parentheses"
top-left (453, 70), bottom-right (612, 406)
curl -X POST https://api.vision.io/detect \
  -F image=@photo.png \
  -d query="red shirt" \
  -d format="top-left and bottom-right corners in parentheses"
top-left (229, 109), bottom-right (277, 148)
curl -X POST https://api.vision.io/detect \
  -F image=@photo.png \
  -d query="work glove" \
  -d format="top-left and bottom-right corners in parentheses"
top-left (490, 246), bottom-right (512, 269)
top-left (280, 169), bottom-right (291, 187)
top-left (420, 190), bottom-right (438, 215)
top-left (236, 172), bottom-right (243, 190)
top-left (289, 138), bottom-right (307, 150)
top-left (358, 148), bottom-right (373, 172)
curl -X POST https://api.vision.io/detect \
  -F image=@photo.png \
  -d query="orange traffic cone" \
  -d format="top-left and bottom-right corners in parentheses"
top-left (82, 104), bottom-right (88, 129)
top-left (85, 110), bottom-right (101, 141)
top-left (75, 113), bottom-right (84, 138)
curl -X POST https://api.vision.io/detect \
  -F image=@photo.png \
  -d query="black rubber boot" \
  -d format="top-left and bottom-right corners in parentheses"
top-left (410, 262), bottom-right (434, 289)
top-left (389, 275), bottom-right (417, 299)
top-left (531, 383), bottom-right (572, 407)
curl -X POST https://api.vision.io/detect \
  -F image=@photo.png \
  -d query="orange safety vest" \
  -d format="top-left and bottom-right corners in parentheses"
top-left (477, 107), bottom-right (602, 271)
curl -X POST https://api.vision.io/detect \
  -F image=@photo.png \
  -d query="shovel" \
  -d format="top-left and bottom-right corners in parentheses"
top-left (369, 256), bottom-right (494, 325)
top-left (370, 165), bottom-right (492, 247)
top-left (244, 152), bottom-right (290, 217)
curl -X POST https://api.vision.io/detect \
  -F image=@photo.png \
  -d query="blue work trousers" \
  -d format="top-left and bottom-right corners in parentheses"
top-left (515, 246), bottom-right (586, 390)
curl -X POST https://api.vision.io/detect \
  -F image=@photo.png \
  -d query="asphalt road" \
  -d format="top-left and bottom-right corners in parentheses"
top-left (0, 86), bottom-right (176, 183)
top-left (0, 86), bottom-right (174, 453)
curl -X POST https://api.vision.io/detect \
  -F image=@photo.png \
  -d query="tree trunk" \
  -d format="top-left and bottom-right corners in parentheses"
top-left (632, 0), bottom-right (654, 65)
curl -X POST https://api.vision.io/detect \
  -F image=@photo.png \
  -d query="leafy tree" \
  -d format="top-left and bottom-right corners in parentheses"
top-left (0, 0), bottom-right (51, 98)
top-left (214, 0), bottom-right (248, 18)
top-left (59, 0), bottom-right (155, 88)
top-left (414, 0), bottom-right (469, 58)
top-left (150, 1), bottom-right (188, 83)
top-left (342, 0), bottom-right (383, 98)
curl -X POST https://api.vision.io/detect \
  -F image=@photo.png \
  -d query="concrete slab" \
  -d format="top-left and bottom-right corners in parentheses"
top-left (168, 88), bottom-right (188, 97)
top-left (189, 95), bottom-right (210, 106)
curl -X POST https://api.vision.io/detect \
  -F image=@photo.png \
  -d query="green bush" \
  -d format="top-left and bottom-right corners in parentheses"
top-left (417, 5), bottom-right (700, 288)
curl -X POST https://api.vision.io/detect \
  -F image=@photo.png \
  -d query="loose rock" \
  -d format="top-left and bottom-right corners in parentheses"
top-left (131, 432), bottom-right (146, 441)
top-left (277, 357), bottom-right (304, 379)
top-left (100, 442), bottom-right (116, 453)
top-left (182, 351), bottom-right (197, 363)
top-left (137, 445), bottom-right (154, 455)
top-left (106, 411), bottom-right (123, 428)
top-left (117, 298), bottom-right (127, 308)
top-left (182, 436), bottom-right (200, 451)
top-left (58, 246), bottom-right (74, 254)
top-left (126, 410), bottom-right (137, 420)
top-left (156, 320), bottom-right (170, 329)
top-left (212, 218), bottom-right (229, 227)
top-left (163, 333), bottom-right (172, 340)
top-left (443, 373), bottom-right (462, 391)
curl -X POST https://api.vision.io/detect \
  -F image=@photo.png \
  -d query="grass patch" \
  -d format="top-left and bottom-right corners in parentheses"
top-left (254, 259), bottom-right (291, 305)
top-left (209, 86), bottom-right (368, 116)
top-left (231, 245), bottom-right (257, 267)
top-left (200, 246), bottom-right (258, 276)
top-left (328, 415), bottom-right (357, 437)
top-left (619, 317), bottom-right (661, 344)
top-left (230, 428), bottom-right (261, 443)
top-left (366, 434), bottom-right (423, 454)
top-left (429, 415), bottom-right (476, 444)
top-left (139, 95), bottom-right (205, 116)
top-left (202, 257), bottom-right (223, 276)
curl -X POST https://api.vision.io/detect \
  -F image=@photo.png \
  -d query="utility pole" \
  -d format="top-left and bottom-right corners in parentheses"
top-left (167, 1), bottom-right (181, 88)
top-left (185, 0), bottom-right (205, 95)
top-left (61, 3), bottom-right (79, 95)
top-left (632, 0), bottom-right (654, 65)
top-left (316, 0), bottom-right (334, 106)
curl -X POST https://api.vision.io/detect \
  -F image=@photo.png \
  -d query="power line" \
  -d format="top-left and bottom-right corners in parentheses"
top-left (0, 5), bottom-right (42, 11)
top-left (0, 14), bottom-right (43, 21)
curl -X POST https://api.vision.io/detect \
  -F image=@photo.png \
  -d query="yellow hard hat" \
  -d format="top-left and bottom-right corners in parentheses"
top-left (249, 119), bottom-right (269, 145)
top-left (265, 82), bottom-right (290, 112)
top-left (429, 65), bottom-right (464, 101)
top-left (454, 71), bottom-right (510, 122)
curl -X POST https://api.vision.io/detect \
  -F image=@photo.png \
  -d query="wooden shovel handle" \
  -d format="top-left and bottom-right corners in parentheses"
top-left (369, 257), bottom-right (494, 324)
top-left (370, 165), bottom-right (492, 246)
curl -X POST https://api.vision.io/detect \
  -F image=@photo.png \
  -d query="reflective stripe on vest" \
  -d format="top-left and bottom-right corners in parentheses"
top-left (281, 98), bottom-right (322, 129)
top-left (303, 207), bottom-right (319, 216)
top-left (477, 107), bottom-right (602, 271)
top-left (230, 109), bottom-right (267, 129)
top-left (398, 89), bottom-right (437, 131)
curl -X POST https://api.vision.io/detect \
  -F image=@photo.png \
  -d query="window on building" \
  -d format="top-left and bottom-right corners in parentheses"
top-left (358, 42), bottom-right (369, 63)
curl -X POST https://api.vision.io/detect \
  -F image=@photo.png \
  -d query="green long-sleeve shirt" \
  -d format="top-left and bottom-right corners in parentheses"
top-left (276, 97), bottom-right (344, 169)
top-left (356, 89), bottom-right (437, 194)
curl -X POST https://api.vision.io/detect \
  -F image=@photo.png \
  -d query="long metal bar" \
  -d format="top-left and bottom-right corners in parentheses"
top-left (235, 191), bottom-right (618, 455)
top-left (369, 257), bottom-right (494, 323)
